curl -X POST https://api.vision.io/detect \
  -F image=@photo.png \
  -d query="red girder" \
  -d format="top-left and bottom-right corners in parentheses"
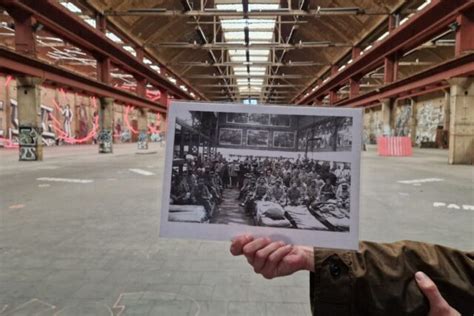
top-left (0, 47), bottom-right (166, 113)
top-left (296, 0), bottom-right (474, 105)
top-left (2, 0), bottom-right (202, 101)
top-left (334, 52), bottom-right (474, 108)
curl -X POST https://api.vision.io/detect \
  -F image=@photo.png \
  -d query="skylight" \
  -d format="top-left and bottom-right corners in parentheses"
top-left (216, 1), bottom-right (279, 99)
top-left (106, 32), bottom-right (123, 44)
top-left (60, 2), bottom-right (82, 13)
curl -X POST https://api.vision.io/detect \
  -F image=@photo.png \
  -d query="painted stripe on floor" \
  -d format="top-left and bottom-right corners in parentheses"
top-left (397, 178), bottom-right (444, 184)
top-left (129, 168), bottom-right (155, 176)
top-left (36, 177), bottom-right (94, 184)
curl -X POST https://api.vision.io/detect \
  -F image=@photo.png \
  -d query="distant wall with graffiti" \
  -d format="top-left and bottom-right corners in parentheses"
top-left (362, 92), bottom-right (446, 145)
top-left (394, 103), bottom-right (412, 137)
top-left (0, 75), bottom-right (164, 148)
top-left (363, 107), bottom-right (383, 144)
top-left (414, 94), bottom-right (445, 145)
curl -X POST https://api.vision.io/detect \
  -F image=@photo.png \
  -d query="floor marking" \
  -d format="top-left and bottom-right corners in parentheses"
top-left (38, 183), bottom-right (51, 188)
top-left (129, 168), bottom-right (155, 176)
top-left (433, 202), bottom-right (474, 211)
top-left (36, 177), bottom-right (94, 184)
top-left (398, 178), bottom-right (444, 185)
top-left (112, 292), bottom-right (199, 316)
top-left (8, 204), bottom-right (25, 209)
top-left (4, 298), bottom-right (56, 315)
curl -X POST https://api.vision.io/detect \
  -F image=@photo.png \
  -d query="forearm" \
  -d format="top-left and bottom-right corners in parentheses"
top-left (310, 241), bottom-right (474, 316)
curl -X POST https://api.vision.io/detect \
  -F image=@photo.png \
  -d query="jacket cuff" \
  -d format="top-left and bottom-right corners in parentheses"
top-left (310, 247), bottom-right (353, 315)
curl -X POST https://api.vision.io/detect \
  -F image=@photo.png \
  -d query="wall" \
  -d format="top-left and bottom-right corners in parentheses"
top-left (363, 107), bottom-right (383, 144)
top-left (0, 75), bottom-right (160, 147)
top-left (363, 92), bottom-right (447, 146)
top-left (414, 93), bottom-right (445, 145)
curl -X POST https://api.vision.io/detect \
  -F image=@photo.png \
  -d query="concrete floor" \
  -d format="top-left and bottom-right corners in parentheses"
top-left (0, 144), bottom-right (472, 315)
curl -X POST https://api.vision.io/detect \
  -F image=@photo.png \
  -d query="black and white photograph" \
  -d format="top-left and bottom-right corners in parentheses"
top-left (218, 128), bottom-right (242, 146)
top-left (273, 131), bottom-right (296, 148)
top-left (161, 101), bottom-right (362, 249)
top-left (247, 129), bottom-right (269, 147)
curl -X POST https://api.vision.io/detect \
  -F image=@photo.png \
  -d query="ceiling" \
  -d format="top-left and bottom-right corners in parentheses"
top-left (1, 0), bottom-right (456, 105)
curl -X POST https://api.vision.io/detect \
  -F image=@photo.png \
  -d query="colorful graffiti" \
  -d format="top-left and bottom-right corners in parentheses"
top-left (416, 103), bottom-right (444, 145)
top-left (364, 110), bottom-right (383, 144)
top-left (137, 130), bottom-right (148, 149)
top-left (394, 105), bottom-right (412, 137)
top-left (40, 105), bottom-right (56, 146)
top-left (98, 129), bottom-right (113, 153)
top-left (18, 126), bottom-right (40, 160)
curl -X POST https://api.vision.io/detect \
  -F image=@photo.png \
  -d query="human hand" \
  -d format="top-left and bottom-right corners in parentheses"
top-left (230, 235), bottom-right (314, 279)
top-left (415, 271), bottom-right (460, 316)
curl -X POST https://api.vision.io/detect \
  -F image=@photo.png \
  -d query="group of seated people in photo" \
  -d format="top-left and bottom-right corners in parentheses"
top-left (235, 157), bottom-right (351, 230)
top-left (170, 152), bottom-right (351, 230)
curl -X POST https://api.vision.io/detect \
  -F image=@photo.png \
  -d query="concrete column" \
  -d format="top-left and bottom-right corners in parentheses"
top-left (17, 76), bottom-right (43, 161)
top-left (98, 97), bottom-right (114, 154)
top-left (443, 91), bottom-right (450, 131)
top-left (381, 99), bottom-right (393, 136)
top-left (137, 109), bottom-right (148, 150)
top-left (448, 78), bottom-right (474, 165)
top-left (409, 98), bottom-right (417, 146)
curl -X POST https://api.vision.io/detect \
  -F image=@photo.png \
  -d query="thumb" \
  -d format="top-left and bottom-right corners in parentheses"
top-left (415, 271), bottom-right (450, 312)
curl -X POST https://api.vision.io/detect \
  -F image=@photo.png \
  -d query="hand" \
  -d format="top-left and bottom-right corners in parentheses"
top-left (230, 235), bottom-right (314, 279)
top-left (415, 271), bottom-right (460, 316)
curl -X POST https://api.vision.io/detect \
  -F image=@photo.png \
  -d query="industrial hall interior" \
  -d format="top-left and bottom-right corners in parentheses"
top-left (0, 0), bottom-right (473, 315)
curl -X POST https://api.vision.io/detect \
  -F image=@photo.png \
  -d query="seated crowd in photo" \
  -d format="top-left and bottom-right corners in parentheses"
top-left (235, 157), bottom-right (351, 222)
top-left (170, 152), bottom-right (350, 228)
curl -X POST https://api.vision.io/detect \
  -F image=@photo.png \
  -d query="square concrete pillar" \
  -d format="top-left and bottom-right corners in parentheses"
top-left (448, 78), bottom-right (474, 165)
top-left (17, 76), bottom-right (43, 161)
top-left (137, 109), bottom-right (148, 150)
top-left (381, 99), bottom-right (393, 136)
top-left (98, 97), bottom-right (114, 154)
top-left (409, 98), bottom-right (417, 146)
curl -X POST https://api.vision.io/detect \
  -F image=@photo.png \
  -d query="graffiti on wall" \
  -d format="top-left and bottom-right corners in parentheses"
top-left (364, 110), bottom-right (383, 144)
top-left (9, 98), bottom-right (19, 145)
top-left (77, 104), bottom-right (89, 139)
top-left (98, 129), bottom-right (113, 153)
top-left (416, 103), bottom-right (444, 145)
top-left (394, 105), bottom-right (412, 137)
top-left (137, 130), bottom-right (148, 149)
top-left (61, 104), bottom-right (73, 138)
top-left (19, 126), bottom-right (40, 160)
top-left (40, 105), bottom-right (56, 146)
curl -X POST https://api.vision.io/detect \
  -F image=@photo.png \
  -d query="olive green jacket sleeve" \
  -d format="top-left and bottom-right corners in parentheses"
top-left (309, 240), bottom-right (474, 316)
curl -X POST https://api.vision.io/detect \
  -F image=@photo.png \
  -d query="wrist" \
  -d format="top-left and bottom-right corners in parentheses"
top-left (300, 246), bottom-right (315, 272)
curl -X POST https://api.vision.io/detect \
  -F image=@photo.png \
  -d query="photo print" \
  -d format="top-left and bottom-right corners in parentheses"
top-left (160, 101), bottom-right (362, 249)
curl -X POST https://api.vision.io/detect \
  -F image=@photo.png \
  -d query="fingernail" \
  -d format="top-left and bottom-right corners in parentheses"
top-left (415, 271), bottom-right (427, 282)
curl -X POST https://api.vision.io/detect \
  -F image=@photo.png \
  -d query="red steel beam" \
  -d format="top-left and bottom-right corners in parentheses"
top-left (2, 0), bottom-right (203, 101)
top-left (0, 47), bottom-right (166, 113)
top-left (334, 52), bottom-right (474, 108)
top-left (295, 0), bottom-right (474, 105)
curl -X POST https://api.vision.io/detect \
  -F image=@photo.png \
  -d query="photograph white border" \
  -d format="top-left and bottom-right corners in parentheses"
top-left (160, 101), bottom-right (362, 250)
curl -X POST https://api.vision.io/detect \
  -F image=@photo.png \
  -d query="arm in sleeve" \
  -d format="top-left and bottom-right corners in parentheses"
top-left (309, 240), bottom-right (474, 316)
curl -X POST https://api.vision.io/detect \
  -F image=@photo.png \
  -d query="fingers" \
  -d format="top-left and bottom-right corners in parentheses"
top-left (242, 237), bottom-right (272, 264)
top-left (415, 271), bottom-right (456, 315)
top-left (260, 244), bottom-right (293, 279)
top-left (253, 241), bottom-right (286, 273)
top-left (230, 235), bottom-right (254, 256)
